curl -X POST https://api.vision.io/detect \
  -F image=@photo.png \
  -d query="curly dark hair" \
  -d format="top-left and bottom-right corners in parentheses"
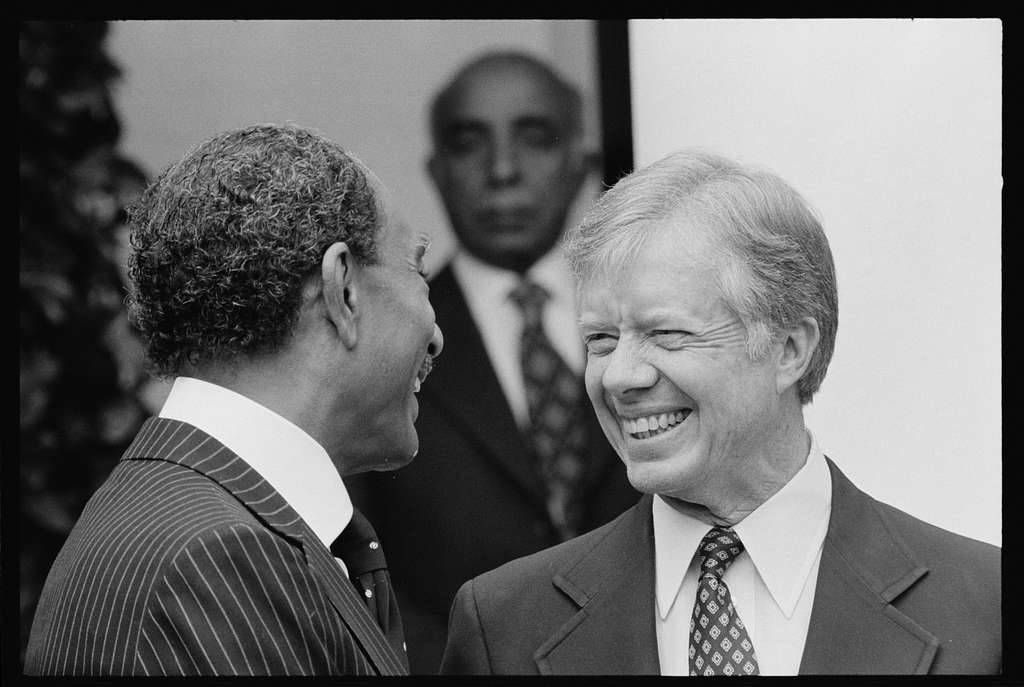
top-left (126, 123), bottom-right (380, 377)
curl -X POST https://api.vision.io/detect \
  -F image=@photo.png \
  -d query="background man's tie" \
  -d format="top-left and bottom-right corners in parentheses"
top-left (689, 527), bottom-right (760, 676)
top-left (331, 510), bottom-right (408, 667)
top-left (509, 278), bottom-right (587, 540)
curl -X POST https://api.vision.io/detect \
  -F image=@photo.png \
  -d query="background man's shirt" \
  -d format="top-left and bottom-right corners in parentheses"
top-left (451, 246), bottom-right (583, 430)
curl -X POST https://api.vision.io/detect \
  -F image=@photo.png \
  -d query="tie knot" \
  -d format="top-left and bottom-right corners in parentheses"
top-left (330, 510), bottom-right (387, 576)
top-left (509, 278), bottom-right (550, 326)
top-left (698, 527), bottom-right (745, 578)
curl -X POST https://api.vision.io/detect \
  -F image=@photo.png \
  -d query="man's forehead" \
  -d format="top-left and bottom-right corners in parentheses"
top-left (443, 64), bottom-right (567, 123)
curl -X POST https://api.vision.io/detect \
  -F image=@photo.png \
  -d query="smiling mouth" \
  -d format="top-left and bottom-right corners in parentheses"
top-left (415, 355), bottom-right (435, 392)
top-left (621, 409), bottom-right (692, 440)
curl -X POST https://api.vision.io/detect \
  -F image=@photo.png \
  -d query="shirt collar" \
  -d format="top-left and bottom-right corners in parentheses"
top-left (158, 376), bottom-right (352, 549)
top-left (450, 242), bottom-right (576, 309)
top-left (733, 433), bottom-right (832, 617)
top-left (653, 432), bottom-right (832, 620)
top-left (653, 494), bottom-right (712, 620)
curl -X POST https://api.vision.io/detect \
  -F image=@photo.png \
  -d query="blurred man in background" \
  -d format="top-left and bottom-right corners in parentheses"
top-left (26, 123), bottom-right (443, 675)
top-left (348, 50), bottom-right (639, 673)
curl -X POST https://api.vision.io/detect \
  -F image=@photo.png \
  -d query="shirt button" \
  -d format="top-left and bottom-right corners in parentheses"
top-left (369, 541), bottom-right (379, 550)
top-left (402, 642), bottom-right (407, 652)
top-left (365, 589), bottom-right (374, 598)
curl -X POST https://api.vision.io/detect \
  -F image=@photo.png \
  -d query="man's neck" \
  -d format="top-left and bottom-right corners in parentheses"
top-left (663, 422), bottom-right (812, 527)
top-left (190, 357), bottom-right (333, 459)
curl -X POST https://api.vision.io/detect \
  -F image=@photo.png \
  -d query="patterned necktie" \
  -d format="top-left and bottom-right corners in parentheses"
top-left (509, 278), bottom-right (587, 540)
top-left (689, 527), bottom-right (760, 676)
top-left (330, 510), bottom-right (408, 667)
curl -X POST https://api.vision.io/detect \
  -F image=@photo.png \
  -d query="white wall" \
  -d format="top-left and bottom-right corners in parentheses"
top-left (630, 19), bottom-right (1001, 545)
top-left (106, 19), bottom-right (601, 276)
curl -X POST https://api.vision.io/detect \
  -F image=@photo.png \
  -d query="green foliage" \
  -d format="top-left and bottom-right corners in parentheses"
top-left (19, 20), bottom-right (150, 663)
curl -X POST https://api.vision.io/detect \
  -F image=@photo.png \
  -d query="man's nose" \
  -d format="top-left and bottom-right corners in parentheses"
top-left (487, 139), bottom-right (521, 186)
top-left (427, 323), bottom-right (444, 359)
top-left (601, 340), bottom-right (657, 396)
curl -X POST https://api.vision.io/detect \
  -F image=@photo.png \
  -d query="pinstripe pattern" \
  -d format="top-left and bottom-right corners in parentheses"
top-left (25, 418), bottom-right (407, 676)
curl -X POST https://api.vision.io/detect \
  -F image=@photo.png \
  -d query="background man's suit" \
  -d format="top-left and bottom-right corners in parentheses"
top-left (349, 265), bottom-right (639, 672)
top-left (442, 458), bottom-right (1000, 675)
top-left (26, 417), bottom-right (407, 676)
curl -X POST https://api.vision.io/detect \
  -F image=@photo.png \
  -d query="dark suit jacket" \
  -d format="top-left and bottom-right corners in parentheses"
top-left (441, 458), bottom-right (1001, 675)
top-left (347, 265), bottom-right (639, 673)
top-left (25, 417), bottom-right (407, 676)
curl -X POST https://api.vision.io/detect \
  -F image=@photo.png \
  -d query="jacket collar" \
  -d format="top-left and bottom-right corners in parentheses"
top-left (538, 460), bottom-right (939, 675)
top-left (798, 457), bottom-right (938, 674)
top-left (534, 494), bottom-right (661, 675)
top-left (122, 417), bottom-right (408, 675)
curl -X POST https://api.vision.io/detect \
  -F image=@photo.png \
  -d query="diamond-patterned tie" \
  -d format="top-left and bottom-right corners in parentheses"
top-left (509, 278), bottom-right (587, 540)
top-left (330, 510), bottom-right (408, 668)
top-left (689, 527), bottom-right (760, 676)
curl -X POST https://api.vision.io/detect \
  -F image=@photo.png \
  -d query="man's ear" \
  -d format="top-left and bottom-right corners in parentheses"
top-left (776, 316), bottom-right (820, 396)
top-left (321, 241), bottom-right (359, 349)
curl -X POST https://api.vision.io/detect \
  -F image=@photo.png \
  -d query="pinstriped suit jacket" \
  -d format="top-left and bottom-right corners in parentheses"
top-left (25, 417), bottom-right (408, 676)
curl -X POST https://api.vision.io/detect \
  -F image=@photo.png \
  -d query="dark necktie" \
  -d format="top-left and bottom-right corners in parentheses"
top-left (330, 510), bottom-right (408, 667)
top-left (509, 278), bottom-right (587, 540)
top-left (689, 527), bottom-right (760, 676)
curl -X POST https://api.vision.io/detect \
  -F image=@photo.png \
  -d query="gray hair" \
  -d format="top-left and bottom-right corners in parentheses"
top-left (127, 123), bottom-right (381, 377)
top-left (565, 149), bottom-right (837, 404)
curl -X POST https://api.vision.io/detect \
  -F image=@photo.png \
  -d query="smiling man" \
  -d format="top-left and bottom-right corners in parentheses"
top-left (440, 149), bottom-right (1000, 675)
top-left (26, 124), bottom-right (443, 676)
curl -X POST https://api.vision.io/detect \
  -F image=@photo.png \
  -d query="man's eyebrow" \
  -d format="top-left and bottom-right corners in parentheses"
top-left (577, 314), bottom-right (611, 329)
top-left (441, 120), bottom-right (488, 137)
top-left (513, 114), bottom-right (559, 128)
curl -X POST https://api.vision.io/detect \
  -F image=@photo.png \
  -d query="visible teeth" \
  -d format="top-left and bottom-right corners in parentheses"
top-left (622, 409), bottom-right (690, 439)
top-left (413, 377), bottom-right (421, 393)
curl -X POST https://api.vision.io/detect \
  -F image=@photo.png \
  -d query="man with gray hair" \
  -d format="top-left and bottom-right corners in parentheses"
top-left (441, 149), bottom-right (1000, 675)
top-left (26, 123), bottom-right (443, 675)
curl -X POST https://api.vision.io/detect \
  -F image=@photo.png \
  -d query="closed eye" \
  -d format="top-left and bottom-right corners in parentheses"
top-left (583, 332), bottom-right (618, 356)
top-left (650, 330), bottom-right (693, 349)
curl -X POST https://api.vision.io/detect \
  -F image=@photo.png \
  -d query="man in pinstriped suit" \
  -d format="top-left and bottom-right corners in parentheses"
top-left (25, 123), bottom-right (444, 675)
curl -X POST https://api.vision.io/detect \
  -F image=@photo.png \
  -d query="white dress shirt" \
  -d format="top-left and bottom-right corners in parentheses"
top-left (451, 245), bottom-right (584, 430)
top-left (653, 433), bottom-right (833, 676)
top-left (158, 377), bottom-right (353, 564)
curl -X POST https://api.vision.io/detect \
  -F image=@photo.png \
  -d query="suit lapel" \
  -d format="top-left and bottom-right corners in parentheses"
top-left (530, 458), bottom-right (939, 676)
top-left (424, 267), bottom-right (546, 501)
top-left (534, 495), bottom-right (661, 675)
top-left (122, 417), bottom-right (407, 675)
top-left (296, 525), bottom-right (409, 674)
top-left (799, 458), bottom-right (938, 674)
top-left (426, 266), bottom-right (623, 511)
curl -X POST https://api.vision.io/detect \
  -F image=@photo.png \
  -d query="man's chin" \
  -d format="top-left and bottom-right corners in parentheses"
top-left (372, 445), bottom-right (418, 472)
top-left (624, 459), bottom-right (690, 497)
